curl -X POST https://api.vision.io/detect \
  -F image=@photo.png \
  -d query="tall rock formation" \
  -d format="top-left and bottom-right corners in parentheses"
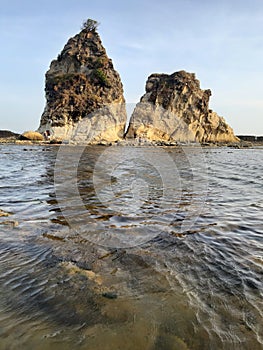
top-left (38, 22), bottom-right (126, 143)
top-left (126, 71), bottom-right (239, 143)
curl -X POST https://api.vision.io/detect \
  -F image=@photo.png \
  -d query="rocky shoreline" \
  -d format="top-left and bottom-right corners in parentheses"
top-left (1, 131), bottom-right (262, 148)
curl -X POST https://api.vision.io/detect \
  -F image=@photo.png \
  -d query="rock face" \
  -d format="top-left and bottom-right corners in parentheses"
top-left (38, 25), bottom-right (126, 143)
top-left (126, 71), bottom-right (239, 143)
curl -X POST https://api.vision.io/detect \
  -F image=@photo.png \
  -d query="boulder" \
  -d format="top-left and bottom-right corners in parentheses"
top-left (19, 131), bottom-right (44, 141)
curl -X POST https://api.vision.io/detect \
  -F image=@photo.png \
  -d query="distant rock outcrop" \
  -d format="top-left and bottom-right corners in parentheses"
top-left (38, 23), bottom-right (126, 144)
top-left (237, 135), bottom-right (263, 142)
top-left (0, 130), bottom-right (19, 139)
top-left (126, 71), bottom-right (239, 143)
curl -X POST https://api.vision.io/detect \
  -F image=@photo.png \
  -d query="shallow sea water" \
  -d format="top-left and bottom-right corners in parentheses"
top-left (0, 144), bottom-right (262, 349)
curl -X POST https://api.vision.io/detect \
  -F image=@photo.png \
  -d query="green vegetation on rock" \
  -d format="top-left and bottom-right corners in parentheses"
top-left (93, 69), bottom-right (110, 87)
top-left (81, 18), bottom-right (99, 32)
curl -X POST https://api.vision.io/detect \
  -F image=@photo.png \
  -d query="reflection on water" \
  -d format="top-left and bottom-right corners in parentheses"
top-left (0, 144), bottom-right (262, 349)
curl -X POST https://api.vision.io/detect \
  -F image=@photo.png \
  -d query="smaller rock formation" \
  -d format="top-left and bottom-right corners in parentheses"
top-left (19, 131), bottom-right (44, 141)
top-left (126, 71), bottom-right (239, 143)
top-left (38, 21), bottom-right (126, 144)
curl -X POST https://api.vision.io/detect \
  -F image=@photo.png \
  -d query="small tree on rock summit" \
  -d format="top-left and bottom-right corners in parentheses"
top-left (82, 19), bottom-right (100, 32)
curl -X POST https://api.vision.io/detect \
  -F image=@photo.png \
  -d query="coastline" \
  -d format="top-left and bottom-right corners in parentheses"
top-left (1, 130), bottom-right (263, 148)
top-left (1, 137), bottom-right (263, 148)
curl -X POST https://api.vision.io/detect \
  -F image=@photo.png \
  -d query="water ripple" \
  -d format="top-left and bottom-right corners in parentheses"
top-left (0, 145), bottom-right (262, 349)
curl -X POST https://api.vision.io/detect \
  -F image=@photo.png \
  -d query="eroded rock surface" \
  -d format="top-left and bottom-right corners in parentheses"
top-left (38, 25), bottom-right (126, 143)
top-left (126, 71), bottom-right (239, 143)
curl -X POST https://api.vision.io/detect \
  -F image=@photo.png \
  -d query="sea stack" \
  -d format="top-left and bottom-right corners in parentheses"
top-left (126, 71), bottom-right (239, 143)
top-left (38, 20), bottom-right (126, 143)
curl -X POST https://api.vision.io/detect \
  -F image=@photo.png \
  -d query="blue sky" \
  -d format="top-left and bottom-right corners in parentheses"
top-left (0, 0), bottom-right (262, 135)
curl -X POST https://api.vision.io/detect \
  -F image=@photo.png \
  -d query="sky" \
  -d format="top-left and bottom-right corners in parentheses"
top-left (0, 0), bottom-right (262, 135)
